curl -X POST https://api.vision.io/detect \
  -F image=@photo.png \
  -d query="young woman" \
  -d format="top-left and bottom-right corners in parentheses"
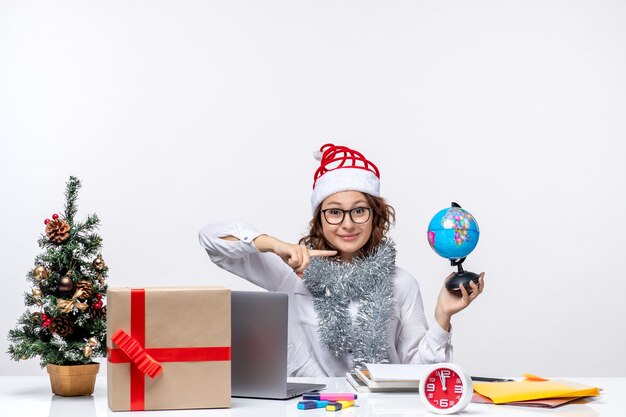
top-left (199, 143), bottom-right (484, 377)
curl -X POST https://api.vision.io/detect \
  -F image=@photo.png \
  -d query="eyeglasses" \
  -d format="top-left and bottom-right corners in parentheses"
top-left (320, 207), bottom-right (373, 225)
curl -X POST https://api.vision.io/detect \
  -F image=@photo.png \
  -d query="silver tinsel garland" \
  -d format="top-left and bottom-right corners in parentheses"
top-left (304, 240), bottom-right (396, 368)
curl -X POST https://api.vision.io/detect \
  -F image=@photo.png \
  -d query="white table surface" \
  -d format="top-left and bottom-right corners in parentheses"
top-left (0, 376), bottom-right (621, 417)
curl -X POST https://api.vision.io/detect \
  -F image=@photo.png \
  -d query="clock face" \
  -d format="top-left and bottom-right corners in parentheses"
top-left (420, 364), bottom-right (472, 414)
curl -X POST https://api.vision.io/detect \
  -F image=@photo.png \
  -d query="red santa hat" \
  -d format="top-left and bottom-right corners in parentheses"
top-left (310, 143), bottom-right (380, 214)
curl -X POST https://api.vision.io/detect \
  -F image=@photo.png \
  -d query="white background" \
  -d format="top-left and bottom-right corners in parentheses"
top-left (1, 0), bottom-right (625, 377)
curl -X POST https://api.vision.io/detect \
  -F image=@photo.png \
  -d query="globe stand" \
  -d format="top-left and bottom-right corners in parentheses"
top-left (446, 257), bottom-right (480, 291)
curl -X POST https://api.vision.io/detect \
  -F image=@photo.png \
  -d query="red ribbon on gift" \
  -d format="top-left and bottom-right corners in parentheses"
top-left (108, 289), bottom-right (231, 411)
top-left (111, 329), bottom-right (163, 378)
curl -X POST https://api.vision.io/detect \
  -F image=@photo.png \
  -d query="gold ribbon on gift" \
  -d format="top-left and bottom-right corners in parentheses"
top-left (57, 289), bottom-right (89, 313)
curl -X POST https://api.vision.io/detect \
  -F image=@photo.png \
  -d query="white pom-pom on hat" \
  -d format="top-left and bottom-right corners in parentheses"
top-left (310, 143), bottom-right (380, 214)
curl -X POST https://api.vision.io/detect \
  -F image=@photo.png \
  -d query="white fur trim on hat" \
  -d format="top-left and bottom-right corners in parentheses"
top-left (310, 168), bottom-right (380, 213)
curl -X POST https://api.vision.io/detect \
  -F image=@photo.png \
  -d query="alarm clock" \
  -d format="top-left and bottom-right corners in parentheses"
top-left (419, 363), bottom-right (473, 414)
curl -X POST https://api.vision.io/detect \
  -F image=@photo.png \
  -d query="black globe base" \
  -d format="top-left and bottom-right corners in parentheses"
top-left (445, 271), bottom-right (480, 291)
top-left (446, 257), bottom-right (480, 291)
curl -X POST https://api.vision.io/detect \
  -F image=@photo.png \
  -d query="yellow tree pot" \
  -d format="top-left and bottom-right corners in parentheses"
top-left (46, 363), bottom-right (100, 396)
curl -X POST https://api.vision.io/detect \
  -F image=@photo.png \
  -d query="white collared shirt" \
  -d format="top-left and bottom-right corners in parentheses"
top-left (198, 222), bottom-right (453, 377)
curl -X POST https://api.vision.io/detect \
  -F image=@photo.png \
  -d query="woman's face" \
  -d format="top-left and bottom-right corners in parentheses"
top-left (320, 191), bottom-right (373, 261)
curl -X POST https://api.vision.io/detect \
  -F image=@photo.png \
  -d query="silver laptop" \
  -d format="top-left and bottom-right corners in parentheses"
top-left (231, 291), bottom-right (326, 399)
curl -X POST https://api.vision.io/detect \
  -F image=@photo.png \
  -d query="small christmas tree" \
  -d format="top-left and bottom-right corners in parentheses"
top-left (8, 176), bottom-right (108, 366)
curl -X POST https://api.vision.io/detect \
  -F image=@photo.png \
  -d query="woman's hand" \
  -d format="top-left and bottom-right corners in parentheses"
top-left (434, 272), bottom-right (485, 331)
top-left (254, 235), bottom-right (337, 278)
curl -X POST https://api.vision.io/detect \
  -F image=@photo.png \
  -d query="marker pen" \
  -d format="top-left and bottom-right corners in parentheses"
top-left (302, 393), bottom-right (358, 401)
top-left (471, 376), bottom-right (515, 383)
top-left (297, 400), bottom-right (330, 410)
top-left (326, 400), bottom-right (355, 411)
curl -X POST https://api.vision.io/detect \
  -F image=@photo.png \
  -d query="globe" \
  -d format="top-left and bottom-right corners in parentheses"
top-left (427, 203), bottom-right (481, 290)
top-left (427, 205), bottom-right (480, 260)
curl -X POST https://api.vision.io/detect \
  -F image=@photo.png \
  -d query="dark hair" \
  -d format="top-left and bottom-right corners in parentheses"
top-left (299, 194), bottom-right (396, 257)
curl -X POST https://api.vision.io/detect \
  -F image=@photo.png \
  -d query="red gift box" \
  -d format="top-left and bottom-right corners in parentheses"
top-left (107, 287), bottom-right (231, 411)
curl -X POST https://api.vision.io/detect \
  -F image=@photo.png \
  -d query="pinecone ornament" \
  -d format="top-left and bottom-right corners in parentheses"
top-left (45, 219), bottom-right (71, 243)
top-left (49, 315), bottom-right (74, 337)
top-left (75, 280), bottom-right (94, 299)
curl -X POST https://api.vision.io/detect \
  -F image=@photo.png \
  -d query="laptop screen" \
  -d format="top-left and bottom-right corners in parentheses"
top-left (231, 291), bottom-right (289, 398)
top-left (230, 291), bottom-right (325, 399)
